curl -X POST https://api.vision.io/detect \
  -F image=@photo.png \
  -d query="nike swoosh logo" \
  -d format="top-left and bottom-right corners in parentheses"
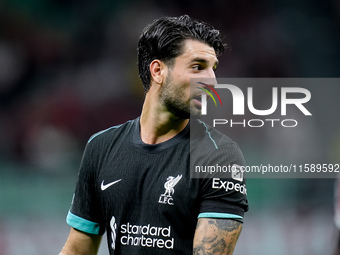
top-left (101, 179), bottom-right (122, 191)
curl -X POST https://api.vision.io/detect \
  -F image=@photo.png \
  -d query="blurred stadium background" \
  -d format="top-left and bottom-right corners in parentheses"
top-left (0, 0), bottom-right (339, 254)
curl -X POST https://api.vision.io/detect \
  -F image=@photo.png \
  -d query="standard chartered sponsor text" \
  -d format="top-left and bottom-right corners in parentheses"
top-left (120, 222), bottom-right (174, 249)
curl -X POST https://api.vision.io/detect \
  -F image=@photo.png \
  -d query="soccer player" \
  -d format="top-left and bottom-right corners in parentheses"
top-left (59, 15), bottom-right (248, 255)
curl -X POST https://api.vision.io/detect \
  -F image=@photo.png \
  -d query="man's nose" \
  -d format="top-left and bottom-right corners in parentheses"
top-left (206, 68), bottom-right (216, 79)
top-left (204, 68), bottom-right (217, 85)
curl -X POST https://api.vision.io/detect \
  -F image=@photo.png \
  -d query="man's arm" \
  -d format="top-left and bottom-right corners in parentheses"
top-left (193, 218), bottom-right (242, 255)
top-left (59, 227), bottom-right (102, 255)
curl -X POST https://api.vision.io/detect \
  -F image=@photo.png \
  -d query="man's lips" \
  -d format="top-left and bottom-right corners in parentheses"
top-left (193, 98), bottom-right (202, 107)
top-left (192, 94), bottom-right (210, 107)
top-left (191, 94), bottom-right (201, 108)
top-left (192, 93), bottom-right (211, 101)
top-left (193, 94), bottom-right (202, 102)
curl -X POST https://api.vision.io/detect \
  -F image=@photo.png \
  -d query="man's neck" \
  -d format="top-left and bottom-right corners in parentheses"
top-left (140, 92), bottom-right (189, 145)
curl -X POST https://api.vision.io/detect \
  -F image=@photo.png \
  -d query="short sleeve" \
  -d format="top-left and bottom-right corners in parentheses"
top-left (198, 142), bottom-right (249, 222)
top-left (66, 139), bottom-right (105, 235)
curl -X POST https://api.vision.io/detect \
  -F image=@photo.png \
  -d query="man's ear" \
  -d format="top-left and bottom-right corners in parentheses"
top-left (149, 60), bottom-right (166, 85)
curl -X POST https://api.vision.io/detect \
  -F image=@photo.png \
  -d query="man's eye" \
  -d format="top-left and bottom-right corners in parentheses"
top-left (192, 65), bottom-right (202, 70)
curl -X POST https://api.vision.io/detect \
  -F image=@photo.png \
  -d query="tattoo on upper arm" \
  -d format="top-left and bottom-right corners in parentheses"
top-left (215, 219), bottom-right (240, 232)
top-left (193, 219), bottom-right (242, 255)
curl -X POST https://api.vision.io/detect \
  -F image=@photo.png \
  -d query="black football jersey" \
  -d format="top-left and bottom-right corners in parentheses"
top-left (66, 117), bottom-right (248, 254)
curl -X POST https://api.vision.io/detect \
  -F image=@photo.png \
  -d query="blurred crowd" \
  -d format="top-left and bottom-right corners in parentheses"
top-left (0, 0), bottom-right (339, 174)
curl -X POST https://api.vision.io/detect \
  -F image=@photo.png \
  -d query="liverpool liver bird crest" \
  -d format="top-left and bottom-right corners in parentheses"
top-left (163, 174), bottom-right (182, 197)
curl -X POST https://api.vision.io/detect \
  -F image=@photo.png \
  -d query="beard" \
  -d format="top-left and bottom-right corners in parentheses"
top-left (159, 72), bottom-right (201, 119)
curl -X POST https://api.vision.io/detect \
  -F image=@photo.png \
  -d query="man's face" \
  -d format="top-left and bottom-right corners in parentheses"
top-left (159, 39), bottom-right (218, 118)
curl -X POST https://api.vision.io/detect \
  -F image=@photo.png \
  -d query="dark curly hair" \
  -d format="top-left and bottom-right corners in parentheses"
top-left (137, 15), bottom-right (225, 92)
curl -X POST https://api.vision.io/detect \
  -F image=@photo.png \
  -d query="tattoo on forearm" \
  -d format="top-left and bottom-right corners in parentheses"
top-left (215, 219), bottom-right (240, 232)
top-left (193, 219), bottom-right (242, 255)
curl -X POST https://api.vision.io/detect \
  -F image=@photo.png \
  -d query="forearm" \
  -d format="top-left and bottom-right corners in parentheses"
top-left (193, 218), bottom-right (242, 255)
top-left (59, 228), bottom-right (102, 255)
